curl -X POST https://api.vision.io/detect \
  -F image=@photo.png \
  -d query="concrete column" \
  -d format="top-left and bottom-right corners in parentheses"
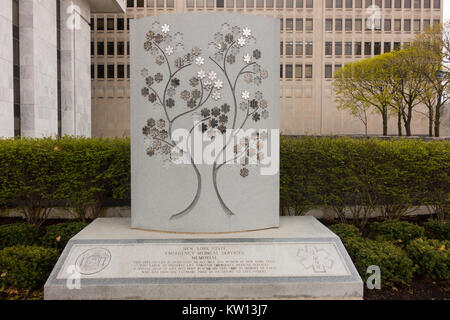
top-left (60, 0), bottom-right (91, 137)
top-left (0, 0), bottom-right (14, 138)
top-left (19, 0), bottom-right (58, 137)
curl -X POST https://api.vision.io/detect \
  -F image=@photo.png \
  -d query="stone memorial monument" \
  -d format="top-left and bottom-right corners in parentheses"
top-left (44, 13), bottom-right (363, 300)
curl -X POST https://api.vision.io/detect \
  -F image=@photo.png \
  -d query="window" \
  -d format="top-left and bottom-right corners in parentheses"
top-left (91, 41), bottom-right (94, 55)
top-left (276, 0), bottom-right (283, 8)
top-left (346, 0), bottom-right (352, 8)
top-left (325, 41), bottom-right (332, 55)
top-left (107, 41), bottom-right (114, 55)
top-left (405, 0), bottom-right (411, 8)
top-left (286, 19), bottom-right (293, 31)
top-left (364, 42), bottom-right (371, 55)
top-left (127, 0), bottom-right (134, 7)
top-left (127, 18), bottom-right (131, 30)
top-left (336, 0), bottom-right (343, 7)
top-left (404, 19), bottom-right (411, 32)
top-left (246, 0), bottom-right (254, 8)
top-left (97, 65), bottom-right (105, 78)
top-left (167, 0), bottom-right (175, 7)
top-left (91, 65), bottom-right (94, 79)
top-left (97, 41), bottom-right (104, 55)
top-left (305, 0), bottom-right (313, 8)
top-left (280, 18), bottom-right (283, 31)
top-left (295, 41), bottom-right (303, 55)
top-left (345, 19), bottom-right (352, 31)
top-left (107, 18), bottom-right (114, 31)
top-left (423, 19), bottom-right (430, 30)
top-left (117, 64), bottom-right (125, 79)
top-left (280, 42), bottom-right (283, 55)
top-left (335, 41), bottom-right (342, 55)
top-left (326, 0), bottom-right (333, 8)
top-left (266, 0), bottom-right (274, 7)
top-left (394, 19), bottom-right (401, 31)
top-left (295, 64), bottom-right (302, 78)
top-left (355, 0), bottom-right (362, 7)
top-left (186, 0), bottom-right (194, 7)
top-left (285, 64), bottom-right (293, 78)
top-left (296, 18), bottom-right (303, 31)
top-left (355, 41), bottom-right (362, 55)
top-left (335, 19), bottom-right (342, 31)
top-left (385, 0), bottom-right (391, 7)
top-left (335, 64), bottom-right (342, 73)
top-left (413, 0), bottom-right (420, 8)
top-left (394, 0), bottom-right (401, 8)
top-left (434, 0), bottom-right (440, 8)
top-left (433, 19), bottom-right (440, 25)
top-left (127, 64), bottom-right (130, 78)
top-left (97, 18), bottom-right (104, 30)
top-left (256, 0), bottom-right (264, 7)
top-left (305, 65), bottom-right (312, 78)
top-left (394, 42), bottom-right (401, 51)
top-left (136, 0), bottom-right (144, 6)
top-left (286, 0), bottom-right (293, 8)
top-left (280, 64), bottom-right (283, 78)
top-left (374, 42), bottom-right (381, 55)
top-left (325, 19), bottom-right (333, 31)
top-left (107, 65), bottom-right (115, 79)
top-left (424, 0), bottom-right (430, 8)
top-left (414, 19), bottom-right (421, 31)
top-left (325, 64), bottom-right (333, 79)
top-left (296, 0), bottom-right (303, 7)
top-left (117, 18), bottom-right (124, 30)
top-left (384, 19), bottom-right (391, 31)
top-left (345, 41), bottom-right (352, 55)
top-left (117, 41), bottom-right (125, 55)
top-left (305, 41), bottom-right (313, 55)
top-left (90, 18), bottom-right (94, 30)
top-left (365, 0), bottom-right (372, 7)
top-left (355, 19), bottom-right (362, 31)
top-left (305, 18), bottom-right (313, 31)
top-left (286, 41), bottom-right (293, 55)
top-left (384, 42), bottom-right (391, 52)
top-left (217, 0), bottom-right (225, 7)
top-left (375, 0), bottom-right (381, 6)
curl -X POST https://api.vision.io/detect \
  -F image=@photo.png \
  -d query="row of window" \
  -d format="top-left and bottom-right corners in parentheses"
top-left (92, 64), bottom-right (130, 79)
top-left (91, 41), bottom-right (129, 56)
top-left (280, 64), bottom-right (312, 79)
top-left (91, 17), bottom-right (132, 31)
top-left (324, 64), bottom-right (342, 79)
top-left (324, 41), bottom-right (405, 56)
top-left (280, 18), bottom-right (314, 31)
top-left (326, 0), bottom-right (441, 9)
top-left (126, 0), bottom-right (441, 9)
top-left (324, 17), bottom-right (440, 32)
top-left (280, 41), bottom-right (313, 55)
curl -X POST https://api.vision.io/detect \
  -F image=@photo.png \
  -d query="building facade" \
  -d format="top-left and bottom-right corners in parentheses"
top-left (0, 0), bottom-right (125, 138)
top-left (90, 0), bottom-right (445, 137)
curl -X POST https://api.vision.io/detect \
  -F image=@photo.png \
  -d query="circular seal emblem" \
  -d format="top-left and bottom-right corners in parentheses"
top-left (75, 247), bottom-right (111, 275)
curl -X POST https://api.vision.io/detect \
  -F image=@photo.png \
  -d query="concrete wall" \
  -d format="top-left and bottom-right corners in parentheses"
top-left (60, 0), bottom-right (92, 137)
top-left (0, 1), bottom-right (14, 138)
top-left (19, 0), bottom-right (58, 138)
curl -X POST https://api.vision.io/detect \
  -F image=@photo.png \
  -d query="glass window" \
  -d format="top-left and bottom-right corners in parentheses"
top-left (117, 18), bottom-right (124, 30)
top-left (286, 41), bottom-right (293, 55)
top-left (325, 65), bottom-right (333, 79)
top-left (374, 42), bottom-right (381, 55)
top-left (97, 65), bottom-right (105, 78)
top-left (295, 41), bottom-right (303, 55)
top-left (107, 65), bottom-right (114, 79)
top-left (326, 0), bottom-right (333, 8)
top-left (384, 19), bottom-right (391, 31)
top-left (305, 18), bottom-right (313, 31)
top-left (97, 18), bottom-right (104, 30)
top-left (137, 0), bottom-right (144, 6)
top-left (127, 0), bottom-right (134, 7)
top-left (345, 41), bottom-right (352, 55)
top-left (305, 0), bottom-right (313, 8)
top-left (384, 42), bottom-right (391, 52)
top-left (405, 0), bottom-right (411, 8)
top-left (336, 0), bottom-right (343, 7)
top-left (325, 19), bottom-right (333, 31)
top-left (246, 0), bottom-right (254, 7)
top-left (364, 42), bottom-right (371, 55)
top-left (107, 41), bottom-right (114, 55)
top-left (296, 0), bottom-right (303, 8)
top-left (375, 0), bottom-right (381, 6)
top-left (355, 0), bottom-right (362, 7)
top-left (107, 18), bottom-right (114, 31)
top-left (117, 64), bottom-right (125, 79)
top-left (394, 19), bottom-right (401, 31)
top-left (345, 19), bottom-right (352, 31)
top-left (365, 0), bottom-right (372, 7)
top-left (424, 0), bottom-right (430, 8)
top-left (280, 64), bottom-right (283, 78)
top-left (404, 19), bottom-right (411, 32)
top-left (414, 19), bottom-right (421, 31)
top-left (296, 18), bottom-right (303, 31)
top-left (186, 0), bottom-right (194, 7)
top-left (355, 19), bottom-right (362, 31)
top-left (280, 18), bottom-right (283, 31)
top-left (394, 0), bottom-right (401, 8)
top-left (305, 41), bottom-right (313, 55)
top-left (266, 0), bottom-right (274, 7)
top-left (276, 0), bottom-right (283, 8)
top-left (325, 41), bottom-right (333, 55)
top-left (414, 0), bottom-right (421, 8)
top-left (423, 19), bottom-right (430, 29)
top-left (167, 0), bottom-right (175, 7)
top-left (280, 41), bottom-right (283, 55)
top-left (335, 41), bottom-right (342, 55)
top-left (434, 0), bottom-right (440, 8)
top-left (385, 0), bottom-right (391, 7)
top-left (305, 65), bottom-right (312, 78)
top-left (256, 0), bottom-right (264, 7)
top-left (335, 19), bottom-right (342, 31)
top-left (117, 41), bottom-right (125, 55)
top-left (286, 19), bottom-right (293, 31)
top-left (394, 42), bottom-right (401, 50)
top-left (286, 0), bottom-right (293, 8)
top-left (97, 41), bottom-right (104, 55)
top-left (335, 64), bottom-right (342, 73)
top-left (91, 41), bottom-right (94, 55)
top-left (355, 41), bottom-right (362, 55)
top-left (295, 64), bottom-right (302, 78)
top-left (285, 64), bottom-right (293, 78)
top-left (91, 65), bottom-right (94, 79)
top-left (346, 0), bottom-right (352, 7)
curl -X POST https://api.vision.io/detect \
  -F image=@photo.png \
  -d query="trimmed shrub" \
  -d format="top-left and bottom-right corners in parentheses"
top-left (0, 223), bottom-right (39, 250)
top-left (328, 223), bottom-right (361, 240)
top-left (40, 222), bottom-right (88, 251)
top-left (370, 220), bottom-right (424, 246)
top-left (424, 220), bottom-right (450, 241)
top-left (406, 238), bottom-right (449, 280)
top-left (344, 237), bottom-right (415, 286)
top-left (0, 246), bottom-right (59, 290)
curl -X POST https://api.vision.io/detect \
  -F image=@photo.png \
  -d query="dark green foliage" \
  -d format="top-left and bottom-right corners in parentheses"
top-left (0, 223), bottom-right (39, 250)
top-left (280, 136), bottom-right (450, 222)
top-left (344, 237), bottom-right (416, 286)
top-left (328, 223), bottom-right (361, 240)
top-left (0, 246), bottom-right (59, 290)
top-left (424, 220), bottom-right (450, 241)
top-left (406, 238), bottom-right (449, 280)
top-left (40, 222), bottom-right (88, 251)
top-left (370, 220), bottom-right (425, 246)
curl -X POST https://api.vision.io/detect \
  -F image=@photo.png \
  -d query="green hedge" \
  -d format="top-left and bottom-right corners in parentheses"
top-left (40, 222), bottom-right (88, 251)
top-left (0, 246), bottom-right (59, 290)
top-left (370, 220), bottom-right (425, 246)
top-left (406, 238), bottom-right (449, 280)
top-left (424, 220), bottom-right (450, 241)
top-left (328, 223), bottom-right (361, 240)
top-left (0, 223), bottom-right (39, 250)
top-left (0, 136), bottom-right (448, 224)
